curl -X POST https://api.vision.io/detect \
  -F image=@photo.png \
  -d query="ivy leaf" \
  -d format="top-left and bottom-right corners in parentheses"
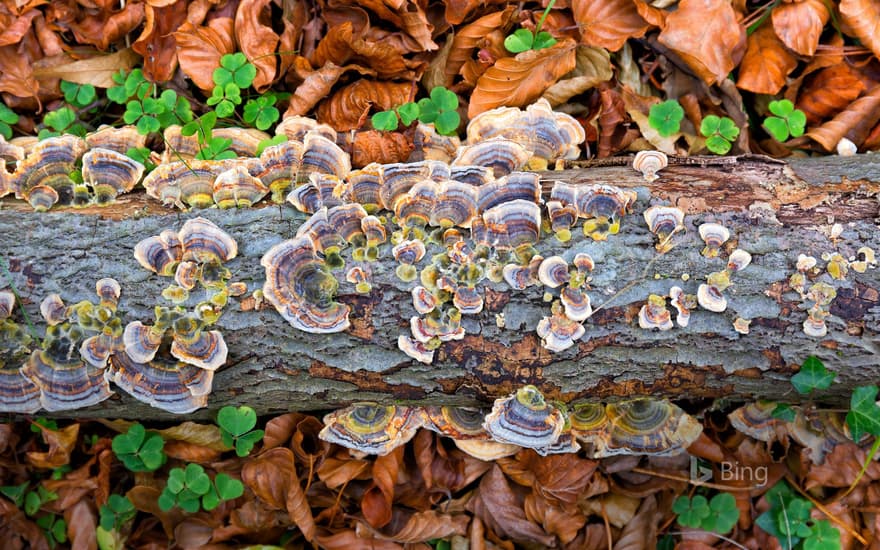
top-left (791, 356), bottom-right (835, 394)
top-left (771, 403), bottom-right (797, 422)
top-left (846, 385), bottom-right (880, 440)
top-left (504, 28), bottom-right (535, 53)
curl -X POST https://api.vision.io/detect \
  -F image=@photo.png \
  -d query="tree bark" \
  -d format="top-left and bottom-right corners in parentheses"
top-left (1, 155), bottom-right (878, 419)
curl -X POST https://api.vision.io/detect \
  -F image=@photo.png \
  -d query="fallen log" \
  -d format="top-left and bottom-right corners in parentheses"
top-left (1, 154), bottom-right (878, 419)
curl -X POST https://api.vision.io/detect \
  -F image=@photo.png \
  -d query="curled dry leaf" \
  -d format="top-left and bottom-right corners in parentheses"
top-left (0, 44), bottom-right (39, 99)
top-left (67, 3), bottom-right (145, 51)
top-left (27, 423), bottom-right (79, 470)
top-left (362, 445), bottom-right (404, 529)
top-left (797, 65), bottom-right (867, 125)
top-left (632, 0), bottom-right (667, 27)
top-left (316, 529), bottom-right (405, 549)
top-left (840, 0), bottom-right (880, 59)
top-left (443, 0), bottom-right (508, 25)
top-left (805, 84), bottom-right (880, 151)
top-left (349, 130), bottom-right (415, 167)
top-left (285, 57), bottom-right (374, 117)
top-left (469, 38), bottom-right (577, 118)
top-left (313, 22), bottom-right (422, 80)
top-left (64, 499), bottom-right (97, 550)
top-left (542, 45), bottom-right (612, 106)
top-left (498, 451), bottom-right (599, 508)
top-left (771, 0), bottom-right (829, 56)
top-left (262, 411), bottom-right (307, 449)
top-left (132, 1), bottom-right (189, 82)
top-left (235, 0), bottom-right (281, 91)
top-left (317, 447), bottom-right (372, 488)
top-left (523, 492), bottom-right (586, 545)
top-left (174, 18), bottom-right (235, 93)
top-left (0, 498), bottom-right (48, 550)
top-left (613, 494), bottom-right (661, 550)
top-left (240, 447), bottom-right (317, 541)
top-left (127, 485), bottom-right (186, 538)
top-left (572, 0), bottom-right (650, 51)
top-left (316, 80), bottom-right (412, 131)
top-left (32, 48), bottom-right (140, 88)
top-left (805, 442), bottom-right (880, 489)
top-left (736, 22), bottom-right (797, 95)
top-left (163, 440), bottom-right (223, 463)
top-left (156, 421), bottom-right (229, 451)
top-left (658, 0), bottom-right (746, 85)
top-left (382, 509), bottom-right (469, 543)
top-left (445, 7), bottom-right (517, 87)
top-left (0, 9), bottom-right (40, 47)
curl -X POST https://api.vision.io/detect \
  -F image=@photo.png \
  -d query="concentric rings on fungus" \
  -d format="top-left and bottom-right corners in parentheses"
top-left (476, 172), bottom-right (540, 213)
top-left (319, 403), bottom-right (425, 455)
top-left (85, 125), bottom-right (147, 153)
top-left (484, 385), bottom-right (567, 448)
top-left (698, 223), bottom-right (730, 258)
top-left (452, 138), bottom-right (531, 177)
top-left (300, 131), bottom-right (351, 179)
top-left (537, 302), bottom-right (585, 352)
top-left (261, 235), bottom-right (351, 333)
top-left (638, 294), bottom-right (673, 331)
top-left (538, 256), bottom-right (570, 288)
top-left (213, 164), bottom-right (269, 209)
top-left (643, 205), bottom-right (685, 253)
top-left (380, 160), bottom-right (450, 211)
top-left (473, 199), bottom-right (541, 250)
top-left (423, 406), bottom-right (490, 440)
top-left (13, 135), bottom-right (87, 210)
top-left (134, 229), bottom-right (183, 276)
top-left (343, 164), bottom-right (384, 212)
top-left (576, 184), bottom-right (638, 241)
top-left (275, 115), bottom-right (337, 142)
top-left (453, 286), bottom-right (483, 314)
top-left (252, 139), bottom-right (305, 202)
top-left (560, 286), bottom-right (592, 322)
top-left (179, 217), bottom-right (238, 264)
top-left (81, 148), bottom-right (145, 204)
top-left (602, 399), bottom-right (702, 457)
top-left (431, 180), bottom-right (478, 228)
top-left (106, 351), bottom-right (213, 414)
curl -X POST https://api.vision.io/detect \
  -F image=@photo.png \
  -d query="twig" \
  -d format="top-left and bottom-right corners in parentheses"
top-left (785, 473), bottom-right (868, 546)
top-left (666, 531), bottom-right (749, 550)
top-left (631, 467), bottom-right (754, 492)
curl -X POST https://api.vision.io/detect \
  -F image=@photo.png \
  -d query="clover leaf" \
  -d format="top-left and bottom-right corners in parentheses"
top-left (803, 519), bottom-right (841, 550)
top-left (60, 81), bottom-right (96, 108)
top-left (702, 492), bottom-right (739, 534)
top-left (111, 423), bottom-right (166, 472)
top-left (672, 494), bottom-right (710, 528)
top-left (397, 102), bottom-right (420, 126)
top-left (648, 100), bottom-right (684, 137)
top-left (213, 52), bottom-right (257, 89)
top-left (505, 28), bottom-right (538, 53)
top-left (99, 495), bottom-right (136, 532)
top-left (763, 99), bottom-right (806, 142)
top-left (218, 405), bottom-right (264, 457)
top-left (0, 102), bottom-right (19, 140)
top-left (243, 95), bottom-right (280, 131)
top-left (700, 115), bottom-right (739, 155)
top-left (372, 110), bottom-right (399, 131)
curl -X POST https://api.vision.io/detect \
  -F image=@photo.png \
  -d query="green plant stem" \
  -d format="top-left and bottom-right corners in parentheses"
top-left (535, 0), bottom-right (557, 35)
top-left (842, 437), bottom-right (880, 499)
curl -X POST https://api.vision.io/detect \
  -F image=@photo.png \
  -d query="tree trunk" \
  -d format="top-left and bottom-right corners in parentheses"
top-left (2, 155), bottom-right (878, 419)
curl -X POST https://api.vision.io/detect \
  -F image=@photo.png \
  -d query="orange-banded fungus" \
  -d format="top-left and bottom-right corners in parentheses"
top-left (319, 404), bottom-right (424, 456)
top-left (254, 140), bottom-right (305, 202)
top-left (0, 367), bottom-right (41, 414)
top-left (79, 333), bottom-right (119, 369)
top-left (86, 125), bottom-right (147, 153)
top-left (572, 253), bottom-right (595, 276)
top-left (602, 399), bottom-right (702, 456)
top-left (449, 165), bottom-right (494, 186)
top-left (569, 403), bottom-right (610, 448)
top-left (81, 148), bottom-right (145, 204)
top-left (174, 261), bottom-right (200, 290)
top-left (13, 135), bottom-right (87, 210)
top-left (170, 329), bottom-right (228, 371)
top-left (328, 203), bottom-right (367, 244)
top-left (733, 317), bottom-right (751, 335)
top-left (632, 151), bottom-right (668, 182)
top-left (123, 320), bottom-right (163, 364)
top-left (453, 138), bottom-right (531, 177)
top-left (431, 180), bottom-right (478, 228)
top-left (134, 229), bottom-right (183, 275)
top-left (698, 223), bottom-right (730, 258)
top-left (478, 199), bottom-right (541, 250)
top-left (361, 215), bottom-right (387, 247)
top-left (851, 247), bottom-right (877, 273)
top-left (727, 249), bottom-right (752, 272)
top-left (411, 286), bottom-right (438, 314)
top-left (534, 432), bottom-right (582, 456)
top-left (483, 385), bottom-right (566, 448)
top-left (213, 127), bottom-right (270, 157)
top-left (412, 123), bottom-right (461, 163)
top-left (276, 115), bottom-right (337, 142)
top-left (95, 278), bottom-right (121, 308)
top-left (668, 286), bottom-right (693, 327)
top-left (576, 185), bottom-right (638, 241)
top-left (393, 239), bottom-right (426, 265)
top-left (643, 205), bottom-right (684, 253)
top-left (106, 351), bottom-right (213, 414)
top-left (538, 256), bottom-right (570, 288)
top-left (396, 180), bottom-right (435, 227)
top-left (546, 200), bottom-right (578, 241)
top-left (423, 406), bottom-right (489, 440)
top-left (179, 217), bottom-right (238, 264)
top-left (143, 160), bottom-right (231, 209)
top-left (295, 208), bottom-right (344, 253)
top-left (21, 347), bottom-right (112, 412)
top-left (410, 313), bottom-right (464, 343)
top-left (727, 401), bottom-right (786, 443)
top-left (550, 181), bottom-right (579, 206)
top-left (560, 287), bottom-right (592, 322)
top-left (343, 164), bottom-right (384, 212)
top-left (537, 303), bottom-right (585, 352)
top-left (380, 160), bottom-right (450, 212)
top-left (476, 172), bottom-right (540, 213)
top-left (502, 258), bottom-right (541, 290)
top-left (697, 284), bottom-right (727, 313)
top-left (300, 132), bottom-right (350, 179)
top-left (638, 294), bottom-right (673, 331)
top-left (346, 266), bottom-right (371, 293)
top-left (453, 286), bottom-right (483, 314)
top-left (397, 335), bottom-right (434, 364)
top-left (465, 105), bottom-right (521, 144)
top-left (261, 236), bottom-right (351, 333)
top-left (213, 164), bottom-right (269, 209)
top-left (40, 294), bottom-right (68, 326)
top-left (803, 312), bottom-right (828, 338)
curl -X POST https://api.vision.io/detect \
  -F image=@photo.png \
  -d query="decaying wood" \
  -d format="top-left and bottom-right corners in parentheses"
top-left (1, 155), bottom-right (878, 419)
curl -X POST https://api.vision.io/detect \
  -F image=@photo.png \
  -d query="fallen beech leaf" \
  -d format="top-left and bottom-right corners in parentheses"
top-left (542, 45), bottom-right (612, 106)
top-left (382, 509), bottom-right (469, 542)
top-left (0, 44), bottom-right (39, 99)
top-left (175, 19), bottom-right (235, 93)
top-left (805, 84), bottom-right (880, 151)
top-left (0, 423), bottom-right (18, 454)
top-left (469, 38), bottom-right (577, 118)
top-left (163, 440), bottom-right (223, 463)
top-left (658, 0), bottom-right (746, 85)
top-left (736, 22), bottom-right (797, 95)
top-left (524, 492), bottom-right (586, 545)
top-left (27, 423), bottom-right (79, 470)
top-left (396, 0), bottom-right (437, 51)
top-left (0, 8), bottom-right (40, 47)
top-left (43, 456), bottom-right (99, 510)
top-left (572, 0), bottom-right (650, 51)
top-left (313, 22), bottom-right (422, 80)
top-left (498, 451), bottom-right (599, 508)
top-left (349, 129), bottom-right (415, 166)
top-left (466, 464), bottom-right (555, 547)
top-left (32, 48), bottom-right (140, 88)
top-left (444, 0), bottom-right (509, 25)
top-left (771, 0), bottom-right (829, 56)
top-left (422, 34), bottom-right (454, 91)
top-left (127, 485), bottom-right (185, 538)
top-left (156, 421), bottom-right (229, 451)
top-left (613, 494), bottom-right (661, 550)
top-left (241, 447), bottom-right (317, 541)
top-left (362, 446), bottom-right (404, 529)
top-left (316, 448), bottom-right (372, 488)
top-left (67, 2), bottom-right (145, 51)
top-left (290, 415), bottom-right (330, 466)
top-left (632, 0), bottom-right (667, 27)
top-left (64, 499), bottom-right (97, 550)
top-left (445, 8), bottom-right (517, 87)
top-left (598, 83), bottom-right (639, 157)
top-left (174, 517), bottom-right (213, 548)
top-left (840, 0), bottom-right (880, 59)
top-left (806, 441), bottom-right (880, 489)
top-left (797, 65), bottom-right (867, 125)
top-left (132, 1), bottom-right (189, 82)
top-left (316, 529), bottom-right (405, 549)
top-left (262, 412), bottom-right (306, 449)
top-left (0, 498), bottom-right (48, 550)
top-left (235, 0), bottom-right (279, 91)
top-left (582, 492), bottom-right (643, 528)
top-left (316, 80), bottom-right (412, 131)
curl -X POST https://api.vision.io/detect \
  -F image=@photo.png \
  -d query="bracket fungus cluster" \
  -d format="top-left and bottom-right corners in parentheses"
top-left (318, 386), bottom-right (703, 460)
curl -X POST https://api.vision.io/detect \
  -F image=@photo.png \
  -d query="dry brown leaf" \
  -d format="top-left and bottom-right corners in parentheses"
top-left (27, 423), bottom-right (79, 470)
top-left (613, 494), bottom-right (661, 550)
top-left (542, 45), bottom-right (612, 106)
top-left (174, 517), bottom-right (213, 548)
top-left (316, 529), bottom-right (405, 549)
top-left (805, 84), bottom-right (880, 151)
top-left (771, 0), bottom-right (829, 56)
top-left (469, 38), bottom-right (577, 118)
top-left (67, 2), bottom-right (145, 51)
top-left (658, 0), bottom-right (746, 85)
top-left (32, 48), bottom-right (140, 88)
top-left (65, 499), bottom-right (97, 550)
top-left (175, 18), bottom-right (235, 93)
top-left (840, 0), bottom-right (880, 59)
top-left (156, 421), bottom-right (229, 451)
top-left (466, 464), bottom-right (555, 547)
top-left (132, 1), bottom-right (189, 82)
top-left (598, 83), bottom-right (636, 157)
top-left (240, 447), bottom-right (317, 541)
top-left (500, 451), bottom-right (599, 508)
top-left (396, 0), bottom-right (437, 51)
top-left (632, 0), bottom-right (667, 28)
top-left (382, 509), bottom-right (470, 543)
top-left (316, 448), bottom-right (372, 488)
top-left (127, 485), bottom-right (185, 537)
top-left (284, 58), bottom-right (374, 117)
top-left (797, 65), bottom-right (867, 125)
top-left (0, 498), bottom-right (49, 550)
top-left (363, 445), bottom-right (404, 529)
top-left (0, 44), bottom-right (39, 99)
top-left (445, 7), bottom-right (517, 88)
top-left (0, 8), bottom-right (40, 47)
top-left (736, 22), bottom-right (797, 95)
top-left (805, 441), bottom-right (880, 488)
top-left (316, 80), bottom-right (412, 131)
top-left (313, 22), bottom-right (422, 80)
top-left (572, 0), bottom-right (650, 51)
top-left (262, 412), bottom-right (306, 449)
top-left (235, 0), bottom-right (280, 92)
top-left (523, 493), bottom-right (585, 545)
top-left (163, 440), bottom-right (223, 463)
top-left (350, 129), bottom-right (415, 166)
